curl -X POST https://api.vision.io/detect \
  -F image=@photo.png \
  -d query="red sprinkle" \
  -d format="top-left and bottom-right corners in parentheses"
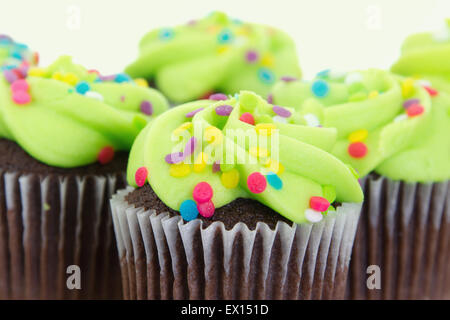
top-left (423, 86), bottom-right (438, 97)
top-left (406, 104), bottom-right (425, 117)
top-left (135, 167), bottom-right (148, 187)
top-left (197, 200), bottom-right (215, 218)
top-left (247, 172), bottom-right (267, 194)
top-left (98, 146), bottom-right (115, 165)
top-left (310, 196), bottom-right (330, 212)
top-left (348, 142), bottom-right (368, 158)
top-left (193, 182), bottom-right (213, 204)
top-left (239, 112), bottom-right (255, 125)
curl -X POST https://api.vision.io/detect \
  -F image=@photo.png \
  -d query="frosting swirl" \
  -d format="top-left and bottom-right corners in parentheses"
top-left (125, 11), bottom-right (301, 103)
top-left (127, 91), bottom-right (363, 224)
top-left (0, 56), bottom-right (169, 168)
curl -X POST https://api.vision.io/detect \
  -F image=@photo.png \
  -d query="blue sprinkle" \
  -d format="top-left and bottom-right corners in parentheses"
top-left (179, 200), bottom-right (199, 222)
top-left (316, 69), bottom-right (330, 78)
top-left (217, 29), bottom-right (234, 44)
top-left (159, 28), bottom-right (175, 41)
top-left (15, 43), bottom-right (28, 51)
top-left (11, 51), bottom-right (22, 60)
top-left (115, 73), bottom-right (131, 83)
top-left (311, 79), bottom-right (329, 98)
top-left (75, 81), bottom-right (91, 94)
top-left (258, 68), bottom-right (275, 85)
top-left (266, 172), bottom-right (283, 190)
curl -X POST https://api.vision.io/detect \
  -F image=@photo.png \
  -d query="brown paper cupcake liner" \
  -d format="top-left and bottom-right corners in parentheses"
top-left (0, 169), bottom-right (126, 300)
top-left (111, 187), bottom-right (362, 300)
top-left (348, 175), bottom-right (450, 300)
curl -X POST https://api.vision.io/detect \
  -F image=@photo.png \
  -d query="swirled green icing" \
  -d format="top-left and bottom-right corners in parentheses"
top-left (125, 11), bottom-right (301, 103)
top-left (271, 69), bottom-right (449, 182)
top-left (0, 56), bottom-right (169, 168)
top-left (127, 91), bottom-right (363, 224)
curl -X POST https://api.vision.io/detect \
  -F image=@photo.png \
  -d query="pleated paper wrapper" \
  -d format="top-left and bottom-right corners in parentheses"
top-left (348, 175), bottom-right (450, 300)
top-left (111, 187), bottom-right (362, 300)
top-left (0, 169), bottom-right (126, 299)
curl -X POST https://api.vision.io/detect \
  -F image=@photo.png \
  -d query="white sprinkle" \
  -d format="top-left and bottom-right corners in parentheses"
top-left (345, 72), bottom-right (363, 85)
top-left (416, 79), bottom-right (431, 88)
top-left (394, 114), bottom-right (408, 122)
top-left (305, 209), bottom-right (323, 223)
top-left (273, 115), bottom-right (288, 123)
top-left (85, 91), bottom-right (104, 101)
top-left (303, 113), bottom-right (321, 127)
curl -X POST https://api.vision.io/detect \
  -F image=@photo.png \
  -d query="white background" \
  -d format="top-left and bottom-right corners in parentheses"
top-left (0, 0), bottom-right (448, 79)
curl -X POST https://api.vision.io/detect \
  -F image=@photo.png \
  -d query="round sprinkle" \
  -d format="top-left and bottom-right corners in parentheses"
top-left (204, 126), bottom-right (223, 145)
top-left (75, 81), bottom-right (90, 95)
top-left (403, 98), bottom-right (420, 109)
top-left (180, 200), bottom-right (199, 222)
top-left (311, 79), bottom-right (329, 98)
top-left (406, 105), bottom-right (424, 117)
top-left (280, 76), bottom-right (298, 82)
top-left (322, 185), bottom-right (336, 203)
top-left (98, 146), bottom-right (115, 165)
top-left (217, 29), bottom-right (233, 44)
top-left (62, 73), bottom-right (78, 86)
top-left (135, 78), bottom-right (148, 87)
top-left (348, 129), bottom-right (368, 143)
top-left (305, 209), bottom-right (323, 223)
top-left (267, 94), bottom-right (274, 104)
top-left (247, 172), bottom-right (267, 194)
top-left (115, 73), bottom-right (131, 83)
top-left (215, 104), bottom-right (233, 116)
top-left (12, 91), bottom-right (31, 105)
top-left (197, 200), bottom-right (215, 218)
top-left (165, 152), bottom-right (184, 164)
top-left (135, 167), bottom-right (148, 187)
top-left (140, 100), bottom-right (153, 115)
top-left (258, 68), bottom-right (275, 84)
top-left (159, 28), bottom-right (175, 41)
top-left (169, 163), bottom-right (191, 178)
top-left (401, 78), bottom-right (415, 98)
top-left (209, 93), bottom-right (228, 101)
top-left (255, 123), bottom-right (276, 136)
top-left (266, 172), bottom-right (283, 190)
top-left (120, 96), bottom-right (126, 102)
top-left (348, 142), bottom-right (368, 158)
top-left (423, 86), bottom-right (438, 97)
top-left (221, 169), bottom-right (240, 189)
top-left (310, 196), bottom-right (330, 212)
top-left (193, 182), bottom-right (213, 204)
top-left (11, 79), bottom-right (29, 92)
top-left (246, 50), bottom-right (259, 63)
top-left (239, 112), bottom-right (255, 125)
top-left (184, 137), bottom-right (197, 157)
top-left (272, 106), bottom-right (291, 118)
top-left (212, 161), bottom-right (221, 173)
top-left (3, 69), bottom-right (18, 83)
top-left (303, 113), bottom-right (320, 127)
top-left (265, 159), bottom-right (284, 175)
top-left (193, 152), bottom-right (208, 173)
top-left (85, 91), bottom-right (104, 101)
top-left (186, 108), bottom-right (204, 118)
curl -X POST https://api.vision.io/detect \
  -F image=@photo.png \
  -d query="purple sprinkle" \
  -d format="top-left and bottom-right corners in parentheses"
top-left (272, 105), bottom-right (291, 118)
top-left (403, 98), bottom-right (420, 109)
top-left (246, 50), bottom-right (259, 63)
top-left (209, 93), bottom-right (228, 101)
top-left (3, 69), bottom-right (17, 84)
top-left (165, 152), bottom-right (184, 164)
top-left (212, 161), bottom-right (221, 173)
top-left (267, 94), bottom-right (274, 104)
top-left (99, 74), bottom-right (116, 82)
top-left (0, 35), bottom-right (12, 42)
top-left (281, 76), bottom-right (298, 82)
top-left (140, 100), bottom-right (153, 115)
top-left (120, 95), bottom-right (126, 102)
top-left (184, 137), bottom-right (197, 157)
top-left (186, 108), bottom-right (204, 118)
top-left (215, 105), bottom-right (233, 116)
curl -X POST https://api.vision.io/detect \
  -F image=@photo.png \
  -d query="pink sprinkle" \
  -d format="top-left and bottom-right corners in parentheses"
top-left (212, 161), bottom-right (221, 173)
top-left (12, 91), bottom-right (31, 105)
top-left (209, 93), bottom-right (228, 101)
top-left (120, 95), bottom-right (125, 102)
top-left (135, 167), bottom-right (148, 187)
top-left (215, 104), bottom-right (233, 116)
top-left (3, 70), bottom-right (18, 84)
top-left (184, 137), bottom-right (197, 157)
top-left (403, 99), bottom-right (420, 109)
top-left (193, 182), bottom-right (213, 203)
top-left (11, 79), bottom-right (29, 92)
top-left (267, 94), bottom-right (274, 104)
top-left (407, 105), bottom-right (424, 117)
top-left (423, 86), bottom-right (438, 97)
top-left (272, 105), bottom-right (291, 118)
top-left (281, 76), bottom-right (298, 82)
top-left (247, 172), bottom-right (267, 194)
top-left (98, 146), bottom-right (115, 165)
top-left (310, 196), bottom-right (330, 212)
top-left (165, 152), bottom-right (184, 164)
top-left (140, 100), bottom-right (153, 115)
top-left (197, 200), bottom-right (215, 218)
top-left (239, 112), bottom-right (255, 125)
top-left (186, 108), bottom-right (204, 118)
top-left (246, 50), bottom-right (259, 63)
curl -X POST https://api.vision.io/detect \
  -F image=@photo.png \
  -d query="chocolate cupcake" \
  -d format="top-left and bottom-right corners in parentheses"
top-left (0, 55), bottom-right (169, 299)
top-left (272, 69), bottom-right (450, 299)
top-left (125, 11), bottom-right (301, 103)
top-left (110, 91), bottom-right (363, 300)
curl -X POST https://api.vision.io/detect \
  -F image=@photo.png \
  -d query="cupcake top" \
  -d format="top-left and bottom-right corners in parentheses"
top-left (271, 69), bottom-right (450, 182)
top-left (1, 34), bottom-right (38, 81)
top-left (125, 11), bottom-right (301, 103)
top-left (0, 55), bottom-right (169, 168)
top-left (127, 91), bottom-right (363, 225)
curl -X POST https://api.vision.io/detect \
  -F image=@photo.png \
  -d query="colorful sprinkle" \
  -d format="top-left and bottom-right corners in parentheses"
top-left (303, 113), bottom-right (321, 127)
top-left (264, 159), bottom-right (285, 175)
top-left (280, 76), bottom-right (298, 82)
top-left (311, 79), bottom-right (329, 98)
top-left (169, 163), bottom-right (191, 177)
top-left (173, 122), bottom-right (192, 136)
top-left (255, 123), bottom-right (276, 136)
top-left (193, 152), bottom-right (208, 173)
top-left (135, 78), bottom-right (148, 87)
top-left (85, 91), bottom-right (104, 101)
top-left (11, 79), bottom-right (29, 92)
top-left (140, 100), bottom-right (153, 115)
top-left (186, 108), bottom-right (204, 118)
top-left (159, 28), bottom-right (175, 41)
top-left (221, 169), bottom-right (240, 189)
top-left (368, 91), bottom-right (379, 99)
top-left (266, 172), bottom-right (282, 190)
top-left (217, 29), bottom-right (234, 44)
top-left (305, 209), bottom-right (323, 223)
top-left (348, 129), bottom-right (368, 143)
top-left (184, 137), bottom-right (198, 157)
top-left (247, 172), bottom-right (267, 194)
top-left (310, 196), bottom-right (330, 212)
top-left (423, 86), bottom-right (438, 97)
top-left (193, 182), bottom-right (213, 204)
top-left (267, 94), bottom-right (274, 104)
top-left (260, 53), bottom-right (274, 67)
top-left (115, 73), bottom-right (131, 83)
top-left (209, 93), bottom-right (228, 101)
top-left (180, 200), bottom-right (199, 222)
top-left (215, 104), bottom-right (233, 116)
top-left (212, 161), bottom-right (221, 173)
top-left (12, 91), bottom-right (31, 105)
top-left (98, 146), bottom-right (115, 165)
top-left (204, 126), bottom-right (223, 145)
top-left (406, 105), bottom-right (424, 117)
top-left (258, 68), bottom-right (275, 84)
top-left (165, 152), bottom-right (184, 164)
top-left (272, 106), bottom-right (292, 118)
top-left (348, 142), bottom-right (368, 158)
top-left (75, 81), bottom-right (90, 94)
top-left (322, 185), bottom-right (336, 203)
top-left (401, 78), bottom-right (415, 98)
top-left (197, 200), bottom-right (215, 218)
top-left (135, 167), bottom-right (148, 187)
top-left (246, 50), bottom-right (259, 63)
top-left (239, 112), bottom-right (255, 125)
top-left (62, 73), bottom-right (78, 86)
top-left (403, 98), bottom-right (420, 109)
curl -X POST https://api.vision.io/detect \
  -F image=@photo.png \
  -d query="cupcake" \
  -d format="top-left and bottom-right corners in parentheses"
top-left (0, 55), bottom-right (169, 299)
top-left (110, 91), bottom-right (363, 300)
top-left (271, 69), bottom-right (450, 299)
top-left (125, 11), bottom-right (301, 104)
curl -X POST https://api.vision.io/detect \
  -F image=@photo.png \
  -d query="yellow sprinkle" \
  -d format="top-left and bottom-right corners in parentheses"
top-left (255, 123), bottom-right (276, 136)
top-left (348, 129), bottom-right (369, 143)
top-left (261, 53), bottom-right (274, 67)
top-left (135, 78), bottom-right (149, 87)
top-left (402, 78), bottom-right (415, 98)
top-left (193, 152), bottom-right (208, 173)
top-left (221, 169), bottom-right (240, 189)
top-left (51, 72), bottom-right (63, 81)
top-left (217, 45), bottom-right (230, 55)
top-left (265, 159), bottom-right (285, 175)
top-left (204, 126), bottom-right (223, 145)
top-left (368, 90), bottom-right (379, 99)
top-left (249, 147), bottom-right (270, 158)
top-left (28, 67), bottom-right (46, 77)
top-left (62, 73), bottom-right (79, 86)
top-left (173, 122), bottom-right (193, 137)
top-left (169, 163), bottom-right (191, 178)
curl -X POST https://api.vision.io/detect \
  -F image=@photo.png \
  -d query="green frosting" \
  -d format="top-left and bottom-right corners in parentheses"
top-left (127, 91), bottom-right (363, 224)
top-left (125, 11), bottom-right (301, 103)
top-left (0, 56), bottom-right (169, 168)
top-left (271, 69), bottom-right (449, 182)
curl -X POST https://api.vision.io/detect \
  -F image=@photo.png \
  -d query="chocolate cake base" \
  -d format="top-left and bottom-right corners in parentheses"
top-left (0, 138), bottom-right (127, 300)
